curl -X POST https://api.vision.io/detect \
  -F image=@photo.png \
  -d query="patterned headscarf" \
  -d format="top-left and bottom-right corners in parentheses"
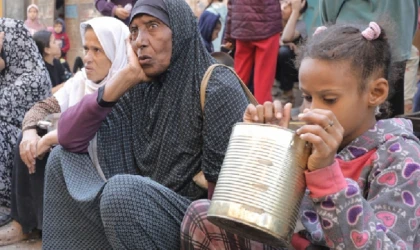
top-left (0, 18), bottom-right (51, 128)
top-left (96, 0), bottom-right (248, 200)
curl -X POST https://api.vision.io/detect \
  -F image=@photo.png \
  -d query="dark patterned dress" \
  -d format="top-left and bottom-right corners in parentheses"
top-left (42, 0), bottom-right (249, 249)
top-left (0, 18), bottom-right (51, 207)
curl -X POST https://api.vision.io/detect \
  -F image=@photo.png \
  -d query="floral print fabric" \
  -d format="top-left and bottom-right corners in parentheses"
top-left (0, 18), bottom-right (51, 207)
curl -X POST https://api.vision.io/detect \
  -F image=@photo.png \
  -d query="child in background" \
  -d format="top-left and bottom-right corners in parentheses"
top-left (33, 30), bottom-right (69, 94)
top-left (273, 0), bottom-right (308, 105)
top-left (198, 11), bottom-right (222, 53)
top-left (181, 22), bottom-right (420, 249)
top-left (53, 18), bottom-right (70, 60)
top-left (24, 4), bottom-right (45, 36)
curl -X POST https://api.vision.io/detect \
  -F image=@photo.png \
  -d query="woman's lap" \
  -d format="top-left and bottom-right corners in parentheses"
top-left (43, 146), bottom-right (191, 249)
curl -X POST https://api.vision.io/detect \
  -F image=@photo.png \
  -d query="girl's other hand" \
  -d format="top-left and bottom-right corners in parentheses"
top-left (243, 100), bottom-right (292, 128)
top-left (296, 109), bottom-right (344, 171)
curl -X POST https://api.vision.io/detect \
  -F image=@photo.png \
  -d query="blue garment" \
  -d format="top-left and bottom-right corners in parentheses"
top-left (198, 11), bottom-right (220, 53)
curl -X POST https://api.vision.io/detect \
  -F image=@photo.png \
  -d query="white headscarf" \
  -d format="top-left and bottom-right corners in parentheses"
top-left (54, 17), bottom-right (129, 180)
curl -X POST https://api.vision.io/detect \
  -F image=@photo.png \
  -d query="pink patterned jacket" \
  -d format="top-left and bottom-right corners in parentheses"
top-left (299, 118), bottom-right (420, 249)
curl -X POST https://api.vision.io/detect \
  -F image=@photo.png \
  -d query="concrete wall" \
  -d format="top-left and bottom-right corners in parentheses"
top-left (63, 0), bottom-right (101, 70)
top-left (3, 0), bottom-right (26, 20)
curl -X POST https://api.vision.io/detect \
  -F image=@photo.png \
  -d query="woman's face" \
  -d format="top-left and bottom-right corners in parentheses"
top-left (45, 34), bottom-right (61, 58)
top-left (28, 8), bottom-right (38, 21)
top-left (83, 29), bottom-right (112, 83)
top-left (212, 22), bottom-right (221, 41)
top-left (130, 14), bottom-right (173, 78)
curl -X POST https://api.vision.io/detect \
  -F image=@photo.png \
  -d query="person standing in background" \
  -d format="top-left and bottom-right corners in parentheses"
top-left (320, 0), bottom-right (418, 117)
top-left (206, 0), bottom-right (227, 52)
top-left (224, 0), bottom-right (282, 103)
top-left (24, 4), bottom-right (45, 36)
top-left (53, 18), bottom-right (70, 60)
top-left (95, 0), bottom-right (138, 26)
top-left (198, 11), bottom-right (222, 53)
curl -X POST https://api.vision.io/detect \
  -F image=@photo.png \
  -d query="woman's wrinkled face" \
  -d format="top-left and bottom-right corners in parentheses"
top-left (28, 8), bottom-right (38, 21)
top-left (83, 29), bottom-right (112, 83)
top-left (129, 14), bottom-right (173, 78)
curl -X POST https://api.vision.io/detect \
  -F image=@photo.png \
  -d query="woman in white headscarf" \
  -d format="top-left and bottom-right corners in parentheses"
top-left (0, 16), bottom-right (129, 246)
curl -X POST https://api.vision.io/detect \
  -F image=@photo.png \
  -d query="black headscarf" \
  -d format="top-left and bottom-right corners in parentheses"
top-left (96, 0), bottom-right (248, 200)
top-left (129, 0), bottom-right (170, 27)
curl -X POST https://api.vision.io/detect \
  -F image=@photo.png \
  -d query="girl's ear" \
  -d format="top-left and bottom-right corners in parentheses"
top-left (44, 47), bottom-right (51, 56)
top-left (367, 77), bottom-right (389, 108)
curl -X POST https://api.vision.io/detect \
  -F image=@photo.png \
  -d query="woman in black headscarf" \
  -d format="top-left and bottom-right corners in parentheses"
top-left (42, 0), bottom-right (249, 249)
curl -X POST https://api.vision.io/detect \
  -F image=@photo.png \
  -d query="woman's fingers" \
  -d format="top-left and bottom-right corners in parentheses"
top-left (243, 104), bottom-right (258, 122)
top-left (263, 102), bottom-right (274, 123)
top-left (243, 102), bottom-right (292, 126)
top-left (256, 105), bottom-right (265, 123)
top-left (125, 37), bottom-right (138, 65)
top-left (24, 141), bottom-right (35, 170)
top-left (19, 141), bottom-right (31, 169)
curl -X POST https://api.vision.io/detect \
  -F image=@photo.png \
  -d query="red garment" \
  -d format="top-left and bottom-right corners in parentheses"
top-left (225, 0), bottom-right (282, 41)
top-left (234, 33), bottom-right (280, 103)
top-left (54, 32), bottom-right (70, 56)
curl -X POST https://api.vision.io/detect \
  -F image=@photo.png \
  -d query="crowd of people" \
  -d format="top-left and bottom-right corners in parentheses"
top-left (0, 0), bottom-right (420, 249)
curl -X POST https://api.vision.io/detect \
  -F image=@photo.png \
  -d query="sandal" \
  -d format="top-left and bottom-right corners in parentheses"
top-left (0, 220), bottom-right (28, 246)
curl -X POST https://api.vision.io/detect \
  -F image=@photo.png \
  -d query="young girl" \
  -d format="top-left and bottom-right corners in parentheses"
top-left (181, 22), bottom-right (420, 249)
top-left (24, 4), bottom-right (45, 36)
top-left (33, 30), bottom-right (69, 94)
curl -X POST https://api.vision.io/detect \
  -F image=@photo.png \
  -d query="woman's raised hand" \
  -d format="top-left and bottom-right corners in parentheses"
top-left (125, 38), bottom-right (152, 85)
top-left (243, 101), bottom-right (292, 128)
top-left (20, 129), bottom-right (40, 173)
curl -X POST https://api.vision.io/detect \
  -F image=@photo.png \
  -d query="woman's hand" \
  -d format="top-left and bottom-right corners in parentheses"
top-left (291, 0), bottom-right (306, 12)
top-left (115, 7), bottom-right (130, 20)
top-left (243, 101), bottom-right (292, 128)
top-left (296, 109), bottom-right (344, 171)
top-left (20, 129), bottom-right (40, 172)
top-left (125, 38), bottom-right (152, 85)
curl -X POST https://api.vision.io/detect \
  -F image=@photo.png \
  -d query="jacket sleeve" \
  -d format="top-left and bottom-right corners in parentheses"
top-left (95, 0), bottom-right (117, 17)
top-left (61, 34), bottom-right (70, 54)
top-left (223, 0), bottom-right (233, 43)
top-left (306, 136), bottom-right (420, 249)
top-left (57, 90), bottom-right (113, 153)
top-left (22, 96), bottom-right (61, 131)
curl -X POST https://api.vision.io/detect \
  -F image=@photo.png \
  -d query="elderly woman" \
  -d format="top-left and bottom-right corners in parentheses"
top-left (0, 17), bottom-right (129, 246)
top-left (0, 18), bottom-right (51, 225)
top-left (42, 0), bottom-right (249, 249)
